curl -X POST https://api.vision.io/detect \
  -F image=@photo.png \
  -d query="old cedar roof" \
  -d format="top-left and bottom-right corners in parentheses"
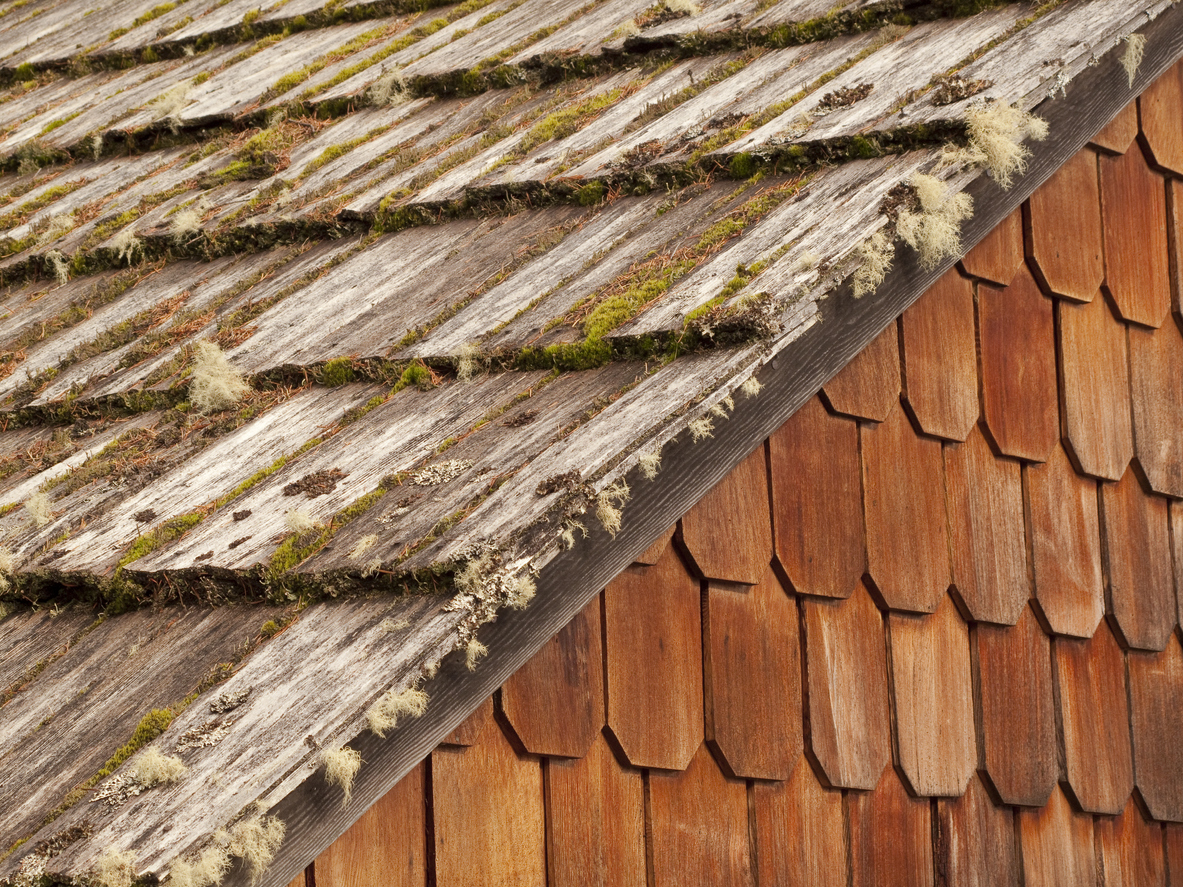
top-left (0, 0), bottom-right (1180, 884)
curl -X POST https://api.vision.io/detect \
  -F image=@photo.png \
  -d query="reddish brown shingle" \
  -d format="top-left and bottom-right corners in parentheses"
top-left (679, 446), bottom-right (771, 585)
top-left (959, 207), bottom-right (1023, 287)
top-left (753, 759), bottom-right (846, 887)
top-left (1026, 150), bottom-right (1105, 302)
top-left (821, 322), bottom-right (900, 423)
top-left (1138, 59), bottom-right (1183, 176)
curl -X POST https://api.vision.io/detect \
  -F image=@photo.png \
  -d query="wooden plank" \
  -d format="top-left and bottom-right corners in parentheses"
top-left (862, 401), bottom-right (948, 614)
top-left (945, 426), bottom-right (1028, 625)
top-left (500, 596), bottom-right (603, 759)
top-left (545, 732), bottom-right (645, 887)
top-left (286, 871), bottom-right (306, 887)
top-left (848, 766), bottom-right (933, 887)
top-left (959, 207), bottom-right (1023, 287)
top-left (1025, 444), bottom-right (1105, 638)
top-left (768, 396), bottom-right (863, 599)
top-left (1096, 796), bottom-right (1167, 887)
top-left (603, 547), bottom-right (703, 771)
top-left (1139, 60), bottom-right (1183, 176)
top-left (820, 322), bottom-right (900, 423)
top-left (647, 743), bottom-right (752, 887)
top-left (678, 445), bottom-right (772, 585)
top-left (1054, 620), bottom-right (1135, 815)
top-left (704, 565), bottom-right (801, 780)
top-left (752, 758), bottom-right (846, 887)
top-left (1172, 181), bottom-right (1183, 321)
top-left (1129, 320), bottom-right (1183, 497)
top-left (888, 593), bottom-right (975, 798)
top-left (976, 605), bottom-right (1057, 807)
top-left (1101, 467), bottom-right (1175, 652)
top-left (1057, 289), bottom-right (1135, 481)
top-left (431, 721), bottom-right (546, 887)
top-left (313, 762), bottom-right (425, 887)
top-left (633, 525), bottom-right (675, 566)
top-left (800, 580), bottom-right (891, 790)
top-left (1167, 826), bottom-right (1183, 887)
top-left (1128, 634), bottom-right (1183, 822)
top-left (978, 267), bottom-right (1059, 462)
top-left (440, 697), bottom-right (494, 747)
top-left (900, 268), bottom-right (979, 442)
top-left (1100, 143), bottom-right (1172, 329)
top-left (935, 772), bottom-right (1019, 887)
top-left (1174, 501), bottom-right (1183, 632)
top-left (1017, 784), bottom-right (1098, 887)
top-left (1089, 101), bottom-right (1140, 154)
top-left (1025, 149), bottom-right (1105, 302)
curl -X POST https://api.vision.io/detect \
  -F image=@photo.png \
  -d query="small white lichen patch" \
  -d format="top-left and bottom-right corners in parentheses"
top-left (224, 812), bottom-right (285, 885)
top-left (665, 0), bottom-right (701, 14)
top-left (688, 415), bottom-right (714, 442)
top-left (89, 132), bottom-right (104, 161)
top-left (174, 718), bottom-right (233, 752)
top-left (45, 249), bottom-right (69, 285)
top-left (612, 18), bottom-right (640, 38)
top-left (190, 340), bottom-right (250, 413)
top-left (321, 745), bottom-right (362, 805)
top-left (596, 479), bottom-right (631, 537)
top-left (361, 557), bottom-right (382, 577)
top-left (111, 226), bottom-right (141, 266)
top-left (896, 173), bottom-right (973, 271)
top-left (171, 199), bottom-right (206, 244)
top-left (380, 615), bottom-right (410, 632)
top-left (283, 509), bottom-right (318, 534)
top-left (24, 491), bottom-right (51, 528)
top-left (454, 343), bottom-right (482, 382)
top-left (132, 746), bottom-right (188, 787)
top-left (349, 534), bottom-right (377, 560)
top-left (367, 685), bottom-right (428, 737)
top-left (1121, 33), bottom-right (1146, 88)
top-left (38, 214), bottom-right (74, 245)
top-left (151, 80), bottom-right (191, 131)
top-left (851, 230), bottom-right (894, 298)
top-left (560, 519), bottom-right (586, 549)
top-left (167, 847), bottom-right (230, 887)
top-left (945, 101), bottom-right (1048, 190)
top-left (94, 848), bottom-right (137, 887)
top-left (465, 637), bottom-right (488, 671)
top-left (368, 68), bottom-right (407, 106)
top-left (741, 376), bottom-right (762, 398)
top-left (507, 572), bottom-right (535, 610)
top-left (638, 450), bottom-right (661, 480)
top-left (409, 459), bottom-right (473, 486)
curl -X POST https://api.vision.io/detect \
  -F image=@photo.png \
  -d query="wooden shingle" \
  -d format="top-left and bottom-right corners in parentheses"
top-left (604, 547), bottom-right (703, 771)
top-left (704, 566), bottom-right (801, 780)
top-left (769, 396), bottom-right (863, 600)
top-left (1129, 319), bottom-right (1183, 498)
top-left (1054, 621), bottom-right (1135, 815)
top-left (440, 696), bottom-right (494, 747)
top-left (936, 773), bottom-right (1019, 887)
top-left (901, 268), bottom-right (979, 442)
top-left (1088, 102), bottom-right (1139, 154)
top-left (801, 581), bottom-right (891, 791)
top-left (679, 446), bottom-right (771, 586)
top-left (1095, 797), bottom-right (1167, 887)
top-left (979, 267), bottom-right (1059, 462)
top-left (753, 759), bottom-right (846, 887)
top-left (959, 207), bottom-right (1023, 287)
top-left (848, 766), bottom-right (933, 887)
top-left (821, 322), bottom-right (900, 423)
top-left (1025, 150), bottom-right (1105, 302)
top-left (1017, 785), bottom-right (1098, 887)
top-left (1139, 60), bottom-right (1183, 176)
top-left (1129, 634), bottom-right (1183, 823)
top-left (862, 402), bottom-right (948, 613)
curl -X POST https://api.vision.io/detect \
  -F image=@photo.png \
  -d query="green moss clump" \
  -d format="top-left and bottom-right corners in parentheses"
top-left (318, 357), bottom-right (356, 386)
top-left (260, 620), bottom-right (280, 638)
top-left (848, 134), bottom-right (878, 159)
top-left (14, 62), bottom-right (34, 82)
top-left (729, 152), bottom-right (756, 179)
top-left (94, 708), bottom-right (175, 780)
top-left (576, 181), bottom-right (605, 206)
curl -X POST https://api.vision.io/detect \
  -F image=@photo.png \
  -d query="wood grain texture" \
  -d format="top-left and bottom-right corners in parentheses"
top-left (900, 268), bottom-right (979, 442)
top-left (889, 593), bottom-right (975, 798)
top-left (1128, 634), bottom-right (1183, 822)
top-left (1139, 60), bottom-right (1183, 176)
top-left (679, 445), bottom-right (772, 585)
top-left (647, 743), bottom-right (753, 887)
top-left (1025, 444), bottom-right (1105, 638)
top-left (1025, 149), bottom-right (1105, 302)
top-left (848, 765), bottom-right (934, 887)
top-left (1172, 180), bottom-right (1183, 320)
top-left (769, 395), bottom-right (863, 599)
top-left (753, 758), bottom-right (847, 887)
top-left (439, 696), bottom-right (494, 747)
top-left (1101, 467), bottom-right (1175, 652)
top-left (705, 566), bottom-right (801, 780)
top-left (432, 721), bottom-right (546, 887)
top-left (603, 547), bottom-right (703, 771)
top-left (1129, 320), bottom-right (1183, 497)
top-left (545, 732), bottom-right (645, 887)
top-left (1017, 784), bottom-right (1098, 887)
top-left (945, 426), bottom-right (1028, 625)
top-left (1057, 292), bottom-right (1134, 481)
top-left (862, 402), bottom-right (949, 613)
top-left (314, 762), bottom-right (425, 887)
top-left (1174, 501), bottom-right (1183, 632)
top-left (286, 872), bottom-right (305, 887)
top-left (820, 321), bottom-right (900, 423)
top-left (1095, 796), bottom-right (1167, 887)
top-left (959, 207), bottom-right (1023, 287)
top-left (979, 267), bottom-right (1059, 462)
top-left (500, 595), bottom-right (603, 758)
top-left (976, 605), bottom-right (1057, 807)
top-left (936, 772), bottom-right (1019, 887)
top-left (1054, 620), bottom-right (1135, 815)
top-left (1089, 101), bottom-right (1139, 154)
top-left (632, 525), bottom-right (675, 566)
top-left (801, 580), bottom-right (891, 790)
top-left (1100, 143), bottom-right (1172, 328)
top-left (1167, 826), bottom-right (1183, 887)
